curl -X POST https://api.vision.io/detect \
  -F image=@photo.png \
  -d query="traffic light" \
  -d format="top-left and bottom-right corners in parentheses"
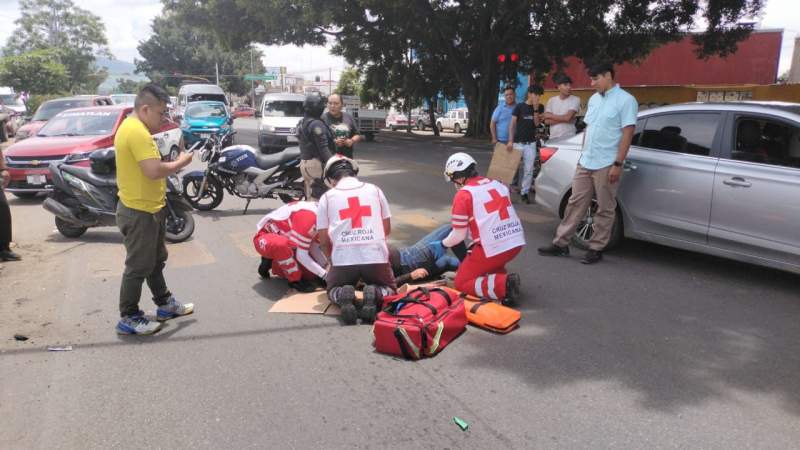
top-left (497, 52), bottom-right (520, 85)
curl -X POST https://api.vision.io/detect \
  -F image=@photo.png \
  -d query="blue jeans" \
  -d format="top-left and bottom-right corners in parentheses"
top-left (400, 224), bottom-right (461, 274)
top-left (514, 142), bottom-right (538, 194)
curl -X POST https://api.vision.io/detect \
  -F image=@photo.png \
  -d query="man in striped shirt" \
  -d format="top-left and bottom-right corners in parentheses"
top-left (253, 201), bottom-right (328, 292)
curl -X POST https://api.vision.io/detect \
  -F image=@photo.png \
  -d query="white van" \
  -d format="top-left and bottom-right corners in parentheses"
top-left (176, 84), bottom-right (227, 118)
top-left (257, 93), bottom-right (305, 153)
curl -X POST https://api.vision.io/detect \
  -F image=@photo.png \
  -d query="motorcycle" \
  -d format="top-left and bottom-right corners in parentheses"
top-left (42, 147), bottom-right (196, 243)
top-left (181, 130), bottom-right (305, 214)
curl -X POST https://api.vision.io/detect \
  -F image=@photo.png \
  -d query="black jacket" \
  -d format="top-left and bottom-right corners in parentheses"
top-left (297, 117), bottom-right (334, 163)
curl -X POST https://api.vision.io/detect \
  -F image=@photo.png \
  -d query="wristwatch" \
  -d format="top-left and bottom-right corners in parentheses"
top-left (612, 160), bottom-right (624, 167)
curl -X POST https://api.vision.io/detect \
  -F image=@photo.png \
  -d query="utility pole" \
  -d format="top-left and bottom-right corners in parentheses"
top-left (215, 62), bottom-right (220, 85)
top-left (329, 67), bottom-right (332, 95)
top-left (250, 49), bottom-right (256, 107)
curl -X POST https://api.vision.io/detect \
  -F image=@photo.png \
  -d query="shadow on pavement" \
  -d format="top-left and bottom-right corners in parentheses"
top-left (459, 236), bottom-right (800, 417)
top-left (2, 321), bottom-right (341, 356)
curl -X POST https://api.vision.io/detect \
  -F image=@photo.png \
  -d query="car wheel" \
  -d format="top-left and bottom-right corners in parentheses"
top-left (453, 123), bottom-right (461, 133)
top-left (567, 196), bottom-right (624, 251)
top-left (390, 125), bottom-right (396, 131)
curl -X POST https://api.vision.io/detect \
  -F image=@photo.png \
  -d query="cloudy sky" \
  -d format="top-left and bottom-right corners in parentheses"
top-left (0, 0), bottom-right (798, 79)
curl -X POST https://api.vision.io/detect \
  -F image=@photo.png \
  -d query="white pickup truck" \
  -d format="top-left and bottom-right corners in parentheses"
top-left (342, 95), bottom-right (387, 141)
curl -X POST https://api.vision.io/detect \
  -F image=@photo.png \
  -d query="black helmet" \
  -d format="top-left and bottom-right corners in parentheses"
top-left (303, 92), bottom-right (326, 117)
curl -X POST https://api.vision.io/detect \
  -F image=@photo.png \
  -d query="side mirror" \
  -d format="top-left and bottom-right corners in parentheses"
top-left (255, 110), bottom-right (262, 118)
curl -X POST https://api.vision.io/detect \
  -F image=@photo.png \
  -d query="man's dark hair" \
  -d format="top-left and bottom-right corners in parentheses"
top-left (554, 74), bottom-right (573, 85)
top-left (503, 86), bottom-right (515, 94)
top-left (134, 84), bottom-right (169, 110)
top-left (528, 84), bottom-right (544, 96)
top-left (587, 62), bottom-right (615, 78)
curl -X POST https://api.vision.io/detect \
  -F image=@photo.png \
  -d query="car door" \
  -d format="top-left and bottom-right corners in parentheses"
top-left (617, 112), bottom-right (723, 243)
top-left (708, 113), bottom-right (800, 268)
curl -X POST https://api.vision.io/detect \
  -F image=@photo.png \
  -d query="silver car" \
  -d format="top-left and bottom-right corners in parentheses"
top-left (534, 102), bottom-right (800, 274)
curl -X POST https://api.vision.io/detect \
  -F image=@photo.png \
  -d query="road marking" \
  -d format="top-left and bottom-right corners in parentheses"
top-left (231, 231), bottom-right (259, 258)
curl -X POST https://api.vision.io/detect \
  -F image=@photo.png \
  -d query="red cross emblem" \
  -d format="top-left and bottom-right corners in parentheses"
top-left (484, 189), bottom-right (511, 220)
top-left (339, 196), bottom-right (372, 228)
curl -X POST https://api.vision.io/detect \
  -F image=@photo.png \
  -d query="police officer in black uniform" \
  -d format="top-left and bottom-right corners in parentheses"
top-left (297, 92), bottom-right (335, 200)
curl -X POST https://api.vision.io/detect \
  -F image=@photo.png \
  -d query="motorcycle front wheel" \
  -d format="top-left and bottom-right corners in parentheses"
top-left (165, 206), bottom-right (195, 243)
top-left (182, 175), bottom-right (224, 211)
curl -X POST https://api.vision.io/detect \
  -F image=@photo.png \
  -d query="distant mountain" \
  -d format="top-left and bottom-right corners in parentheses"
top-left (94, 57), bottom-right (149, 94)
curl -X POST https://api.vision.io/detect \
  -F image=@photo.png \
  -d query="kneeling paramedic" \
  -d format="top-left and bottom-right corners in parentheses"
top-left (441, 152), bottom-right (524, 306)
top-left (253, 201), bottom-right (328, 292)
top-left (317, 155), bottom-right (396, 325)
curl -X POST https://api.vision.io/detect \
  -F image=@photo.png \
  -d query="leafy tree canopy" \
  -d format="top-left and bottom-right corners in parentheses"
top-left (164, 0), bottom-right (765, 136)
top-left (3, 0), bottom-right (112, 93)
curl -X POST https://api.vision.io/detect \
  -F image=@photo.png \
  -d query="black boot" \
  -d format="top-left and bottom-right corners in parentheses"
top-left (537, 243), bottom-right (569, 257)
top-left (258, 257), bottom-right (272, 279)
top-left (503, 273), bottom-right (521, 306)
top-left (360, 285), bottom-right (383, 324)
top-left (288, 279), bottom-right (317, 293)
top-left (331, 285), bottom-right (357, 325)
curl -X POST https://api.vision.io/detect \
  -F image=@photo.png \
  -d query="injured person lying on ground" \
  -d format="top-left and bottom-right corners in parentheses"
top-left (388, 224), bottom-right (467, 285)
top-left (253, 200), bottom-right (328, 293)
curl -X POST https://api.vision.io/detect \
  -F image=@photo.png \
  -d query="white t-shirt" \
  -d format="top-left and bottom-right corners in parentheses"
top-left (546, 95), bottom-right (581, 139)
top-left (317, 177), bottom-right (392, 266)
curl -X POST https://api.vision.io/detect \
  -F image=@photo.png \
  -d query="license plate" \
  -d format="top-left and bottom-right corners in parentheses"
top-left (287, 135), bottom-right (297, 143)
top-left (199, 133), bottom-right (211, 139)
top-left (26, 174), bottom-right (46, 185)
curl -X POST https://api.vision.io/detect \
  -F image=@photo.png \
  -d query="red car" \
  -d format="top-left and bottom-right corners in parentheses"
top-left (14, 95), bottom-right (113, 141)
top-left (3, 105), bottom-right (181, 198)
top-left (232, 105), bottom-right (256, 118)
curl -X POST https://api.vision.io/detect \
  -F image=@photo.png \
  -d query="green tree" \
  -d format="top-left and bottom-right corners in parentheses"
top-left (114, 78), bottom-right (149, 94)
top-left (135, 14), bottom-right (265, 96)
top-left (0, 49), bottom-right (69, 94)
top-left (166, 0), bottom-right (765, 137)
top-left (2, 0), bottom-right (112, 94)
top-left (336, 67), bottom-right (361, 96)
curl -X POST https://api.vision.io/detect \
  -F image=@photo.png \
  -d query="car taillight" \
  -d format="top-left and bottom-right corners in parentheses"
top-left (539, 146), bottom-right (557, 164)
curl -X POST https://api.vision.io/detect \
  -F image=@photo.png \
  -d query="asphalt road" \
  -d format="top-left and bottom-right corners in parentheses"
top-left (2, 119), bottom-right (800, 449)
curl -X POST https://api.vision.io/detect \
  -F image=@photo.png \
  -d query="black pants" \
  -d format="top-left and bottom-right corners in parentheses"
top-left (0, 187), bottom-right (11, 251)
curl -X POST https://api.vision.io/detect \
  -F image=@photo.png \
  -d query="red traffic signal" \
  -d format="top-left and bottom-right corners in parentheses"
top-left (510, 53), bottom-right (519, 62)
top-left (497, 54), bottom-right (506, 63)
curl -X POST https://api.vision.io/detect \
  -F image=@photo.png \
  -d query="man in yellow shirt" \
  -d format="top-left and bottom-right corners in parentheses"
top-left (115, 84), bottom-right (194, 335)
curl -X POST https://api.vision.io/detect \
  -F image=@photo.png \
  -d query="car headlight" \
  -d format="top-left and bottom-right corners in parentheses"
top-left (65, 151), bottom-right (94, 163)
top-left (261, 124), bottom-right (274, 133)
top-left (15, 130), bottom-right (29, 140)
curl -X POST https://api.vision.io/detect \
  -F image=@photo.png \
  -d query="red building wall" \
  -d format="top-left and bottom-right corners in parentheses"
top-left (542, 30), bottom-right (782, 89)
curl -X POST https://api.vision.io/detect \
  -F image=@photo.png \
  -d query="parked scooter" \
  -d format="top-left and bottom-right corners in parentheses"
top-left (181, 130), bottom-right (305, 214)
top-left (42, 146), bottom-right (197, 243)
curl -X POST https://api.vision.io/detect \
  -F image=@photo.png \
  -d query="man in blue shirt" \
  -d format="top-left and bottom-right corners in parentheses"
top-left (490, 86), bottom-right (516, 145)
top-left (538, 62), bottom-right (638, 264)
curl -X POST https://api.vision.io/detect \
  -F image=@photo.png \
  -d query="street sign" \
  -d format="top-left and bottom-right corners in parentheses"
top-left (244, 74), bottom-right (277, 81)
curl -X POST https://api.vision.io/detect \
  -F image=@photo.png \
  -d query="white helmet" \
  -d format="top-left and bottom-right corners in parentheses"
top-left (323, 154), bottom-right (359, 186)
top-left (444, 152), bottom-right (477, 181)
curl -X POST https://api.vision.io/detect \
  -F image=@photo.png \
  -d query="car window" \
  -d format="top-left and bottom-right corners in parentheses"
top-left (38, 110), bottom-right (119, 136)
top-left (632, 118), bottom-right (645, 146)
top-left (32, 99), bottom-right (92, 121)
top-left (263, 101), bottom-right (304, 117)
top-left (186, 103), bottom-right (227, 118)
top-left (639, 113), bottom-right (720, 156)
top-left (729, 116), bottom-right (800, 169)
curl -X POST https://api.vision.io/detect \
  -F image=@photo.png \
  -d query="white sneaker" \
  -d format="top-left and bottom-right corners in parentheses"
top-left (116, 312), bottom-right (162, 335)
